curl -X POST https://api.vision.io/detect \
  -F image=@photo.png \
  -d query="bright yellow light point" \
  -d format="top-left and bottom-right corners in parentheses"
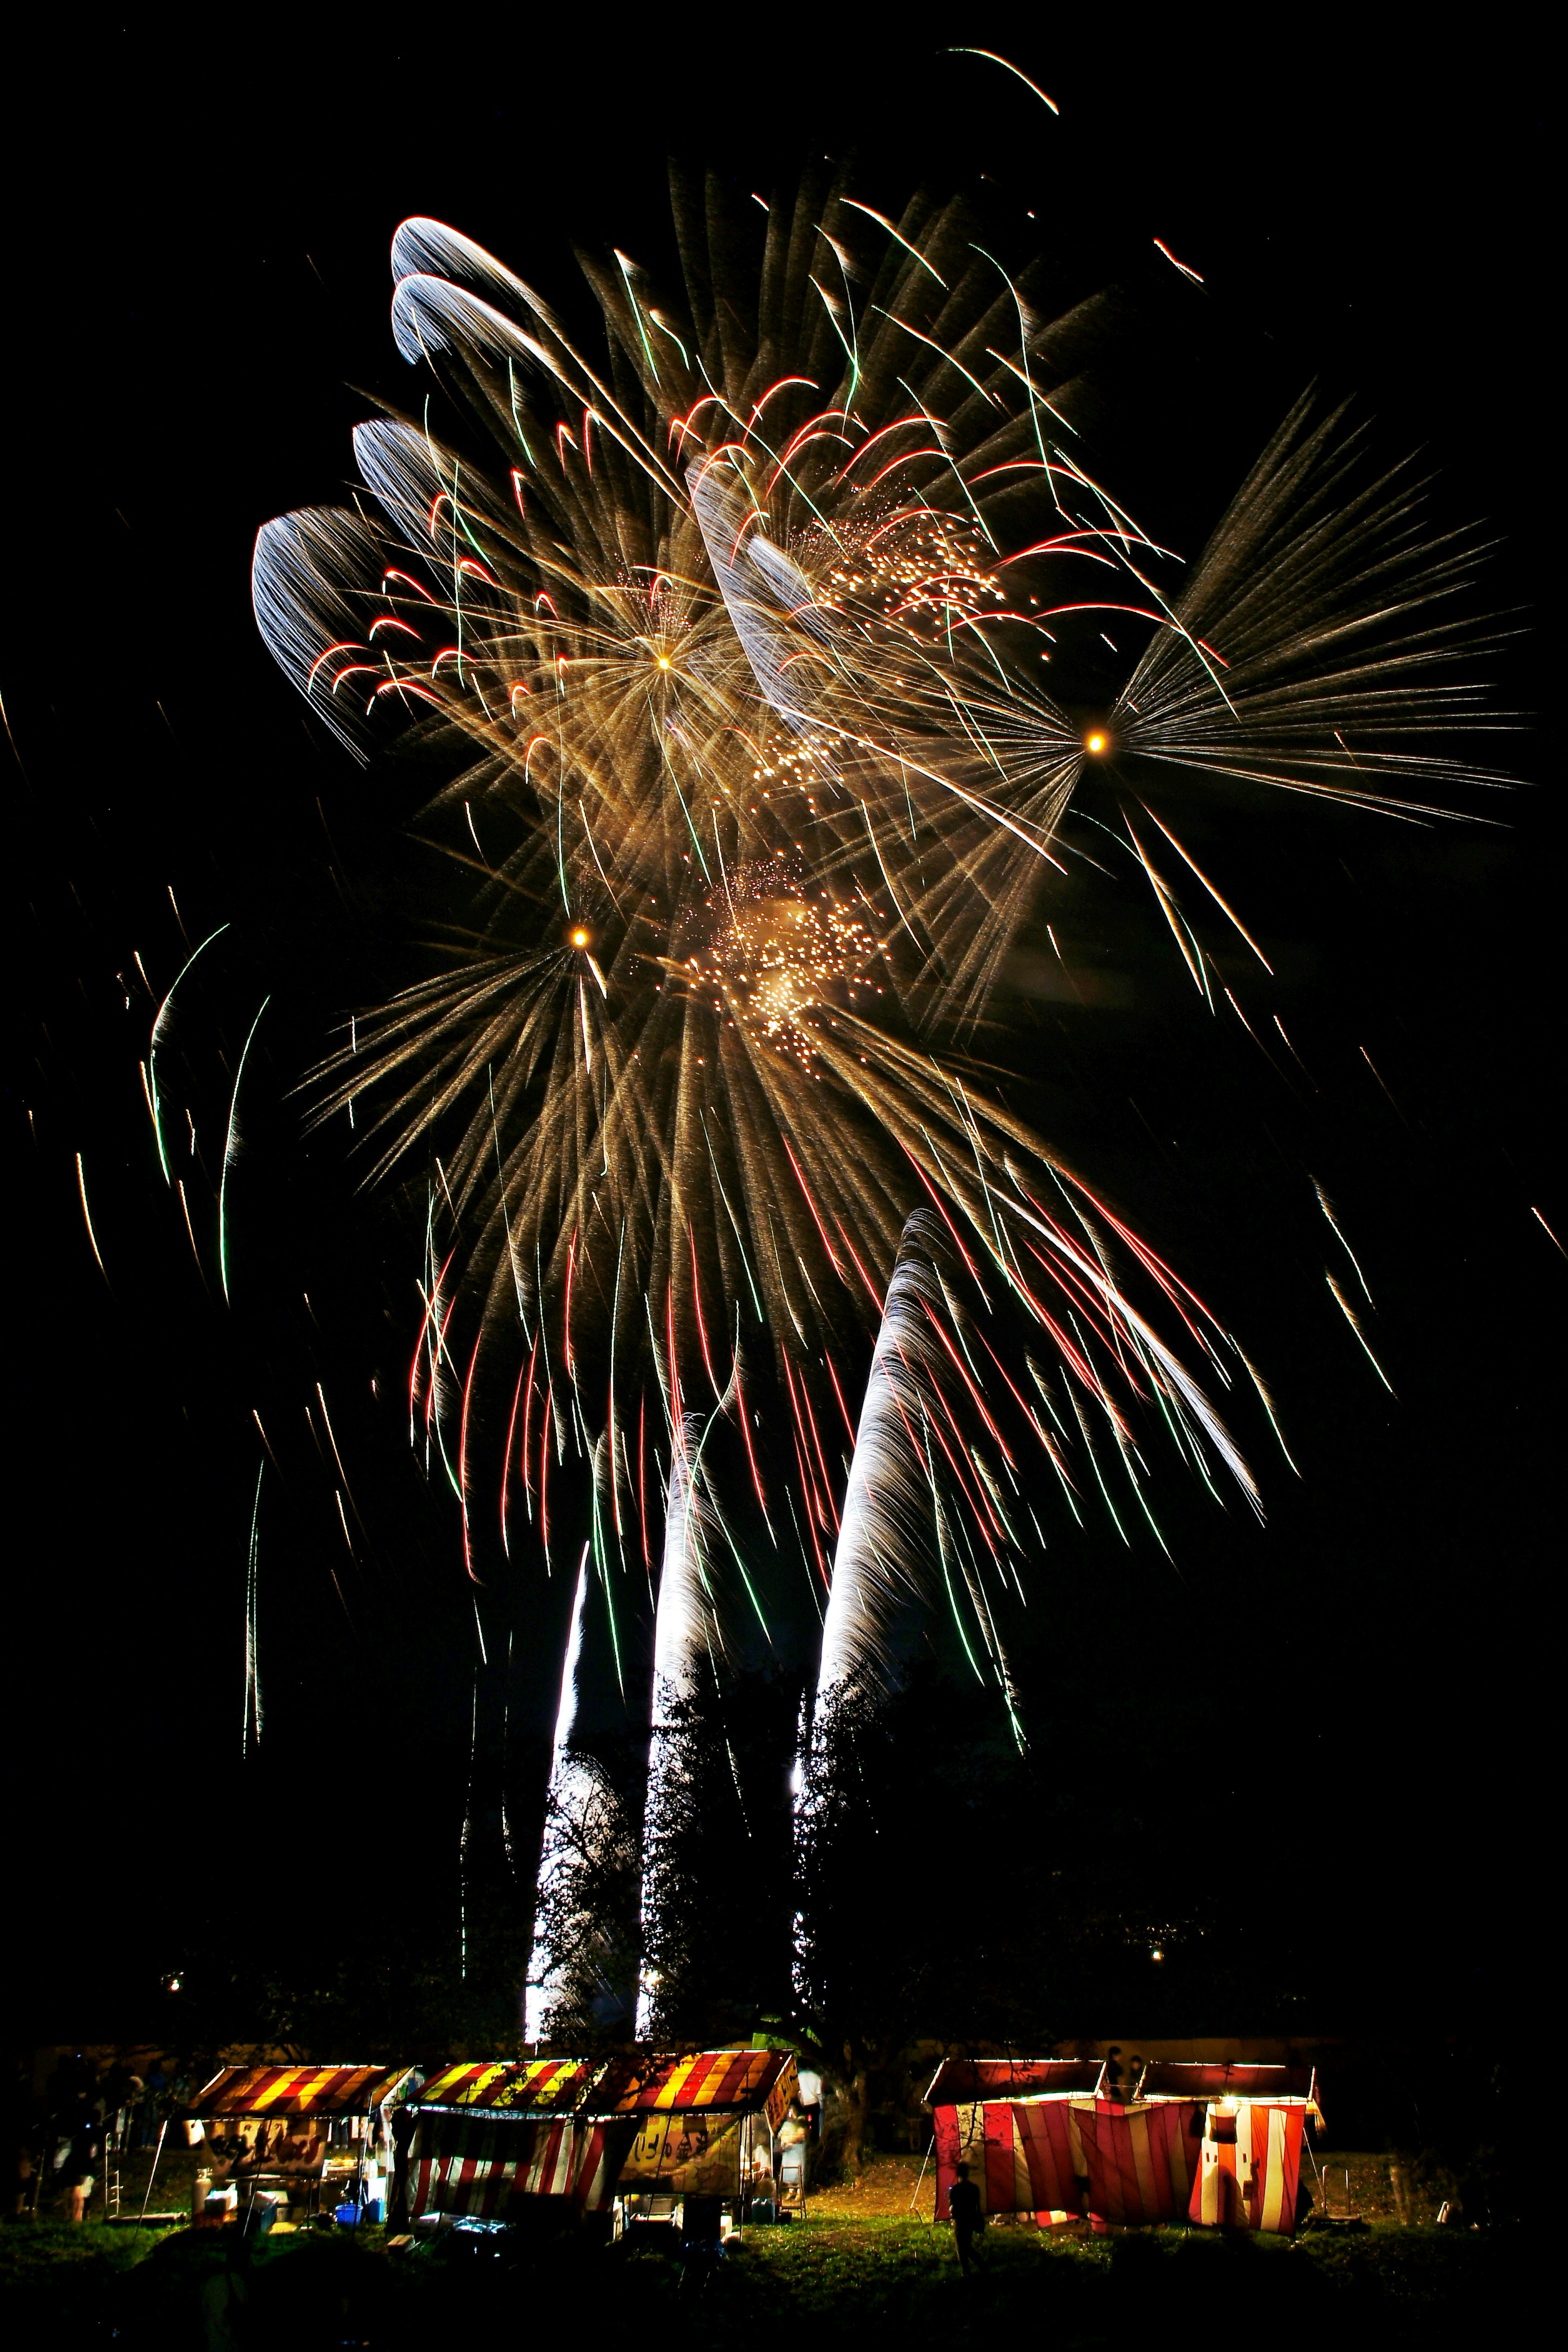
top-left (571, 928), bottom-right (588, 947)
top-left (1085, 731), bottom-right (1107, 755)
top-left (657, 655), bottom-right (671, 669)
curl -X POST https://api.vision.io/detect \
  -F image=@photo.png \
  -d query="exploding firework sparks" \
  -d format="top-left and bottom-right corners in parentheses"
top-left (251, 166), bottom-right (1505, 1791)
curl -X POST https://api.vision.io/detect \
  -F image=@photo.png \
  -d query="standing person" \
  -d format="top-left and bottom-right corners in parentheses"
top-left (139, 2059), bottom-right (168, 2148)
top-left (777, 2109), bottom-right (808, 2208)
top-left (103, 2060), bottom-right (136, 2158)
top-left (948, 2160), bottom-right (984, 2276)
top-left (59, 2106), bottom-right (102, 2225)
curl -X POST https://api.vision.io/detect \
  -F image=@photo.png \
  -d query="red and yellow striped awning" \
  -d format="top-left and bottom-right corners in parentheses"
top-left (190, 2065), bottom-right (416, 2117)
top-left (590, 2049), bottom-right (795, 2117)
top-left (416, 2059), bottom-right (597, 2115)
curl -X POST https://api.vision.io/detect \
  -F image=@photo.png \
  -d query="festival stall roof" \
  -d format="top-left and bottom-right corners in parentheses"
top-left (1134, 2061), bottom-right (1323, 2121)
top-left (925, 2057), bottom-right (1106, 2105)
top-left (588, 2049), bottom-right (797, 2120)
top-left (190, 2065), bottom-right (417, 2116)
top-left (414, 2060), bottom-right (599, 2116)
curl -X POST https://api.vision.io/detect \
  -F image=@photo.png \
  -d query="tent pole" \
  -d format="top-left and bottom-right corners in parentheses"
top-left (909, 2134), bottom-right (934, 2217)
top-left (135, 2120), bottom-right (168, 2236)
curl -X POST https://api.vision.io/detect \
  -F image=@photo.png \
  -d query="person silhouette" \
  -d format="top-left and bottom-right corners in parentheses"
top-left (948, 2160), bottom-right (983, 2274)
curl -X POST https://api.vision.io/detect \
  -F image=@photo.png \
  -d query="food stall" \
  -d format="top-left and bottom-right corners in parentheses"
top-left (187, 2063), bottom-right (419, 2223)
top-left (591, 2048), bottom-right (800, 2229)
top-left (405, 2058), bottom-right (624, 2227)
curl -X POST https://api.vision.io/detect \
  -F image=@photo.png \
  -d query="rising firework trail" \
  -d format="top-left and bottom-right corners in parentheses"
top-left (526, 1541), bottom-right (595, 2041)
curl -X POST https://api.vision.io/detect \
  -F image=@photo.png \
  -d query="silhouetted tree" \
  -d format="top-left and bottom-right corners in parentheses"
top-left (639, 1667), bottom-right (800, 2044)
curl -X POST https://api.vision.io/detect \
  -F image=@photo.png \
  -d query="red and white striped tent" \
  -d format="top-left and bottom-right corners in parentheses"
top-left (1071, 2099), bottom-right (1202, 2230)
top-left (926, 2058), bottom-right (1105, 2223)
top-left (927, 2057), bottom-right (1324, 2236)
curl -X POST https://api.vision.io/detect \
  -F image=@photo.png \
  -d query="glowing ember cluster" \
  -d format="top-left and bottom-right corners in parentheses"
top-left (682, 858), bottom-right (880, 1064)
top-left (806, 511), bottom-right (1013, 648)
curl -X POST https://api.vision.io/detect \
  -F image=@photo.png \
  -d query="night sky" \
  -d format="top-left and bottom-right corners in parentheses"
top-left (5, 24), bottom-right (1552, 2046)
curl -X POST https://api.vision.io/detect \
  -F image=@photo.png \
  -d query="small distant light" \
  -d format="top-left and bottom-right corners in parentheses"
top-left (571, 928), bottom-right (589, 947)
top-left (1151, 1949), bottom-right (1163, 1962)
top-left (1085, 731), bottom-right (1107, 755)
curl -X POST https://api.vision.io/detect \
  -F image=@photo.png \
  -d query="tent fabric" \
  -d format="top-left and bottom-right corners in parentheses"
top-left (1073, 2100), bottom-right (1203, 2231)
top-left (409, 2114), bottom-right (624, 2219)
top-left (1189, 2100), bottom-right (1304, 2234)
top-left (189, 2065), bottom-right (414, 2118)
top-left (926, 2058), bottom-right (1104, 2107)
top-left (933, 2098), bottom-right (1087, 2220)
top-left (416, 2059), bottom-right (596, 2114)
top-left (590, 2049), bottom-right (795, 2119)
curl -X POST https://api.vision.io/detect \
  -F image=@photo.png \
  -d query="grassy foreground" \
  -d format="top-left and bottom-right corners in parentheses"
top-left (1, 2176), bottom-right (1516, 2349)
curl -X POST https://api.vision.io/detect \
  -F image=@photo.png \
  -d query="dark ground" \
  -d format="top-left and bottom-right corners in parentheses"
top-left (0, 2189), bottom-right (1523, 2352)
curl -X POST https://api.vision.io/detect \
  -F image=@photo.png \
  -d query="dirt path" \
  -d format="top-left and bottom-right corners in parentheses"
top-left (806, 2154), bottom-right (935, 2219)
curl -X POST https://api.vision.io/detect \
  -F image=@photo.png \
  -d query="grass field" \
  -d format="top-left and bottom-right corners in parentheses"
top-left (2, 2156), bottom-right (1516, 2349)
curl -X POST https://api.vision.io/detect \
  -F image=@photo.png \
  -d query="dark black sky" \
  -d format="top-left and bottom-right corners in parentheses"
top-left (4, 21), bottom-right (1554, 2044)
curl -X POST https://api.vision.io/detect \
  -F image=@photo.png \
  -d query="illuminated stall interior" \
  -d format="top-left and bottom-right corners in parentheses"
top-left (187, 2064), bottom-right (418, 2224)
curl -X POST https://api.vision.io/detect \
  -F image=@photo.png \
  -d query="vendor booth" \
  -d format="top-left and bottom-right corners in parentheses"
top-left (187, 2064), bottom-right (418, 2221)
top-left (926, 2058), bottom-right (1105, 2224)
top-left (406, 2059), bottom-right (624, 2224)
top-left (591, 2048), bottom-right (799, 2222)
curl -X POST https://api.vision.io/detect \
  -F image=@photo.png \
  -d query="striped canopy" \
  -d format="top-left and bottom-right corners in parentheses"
top-left (416, 2059), bottom-right (597, 2115)
top-left (1135, 2062), bottom-right (1323, 2123)
top-left (926, 2058), bottom-right (1105, 2106)
top-left (189, 2065), bottom-right (415, 2117)
top-left (590, 2049), bottom-right (795, 2119)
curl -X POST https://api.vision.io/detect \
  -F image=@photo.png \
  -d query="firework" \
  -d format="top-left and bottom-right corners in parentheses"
top-left (252, 171), bottom-right (1502, 1766)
